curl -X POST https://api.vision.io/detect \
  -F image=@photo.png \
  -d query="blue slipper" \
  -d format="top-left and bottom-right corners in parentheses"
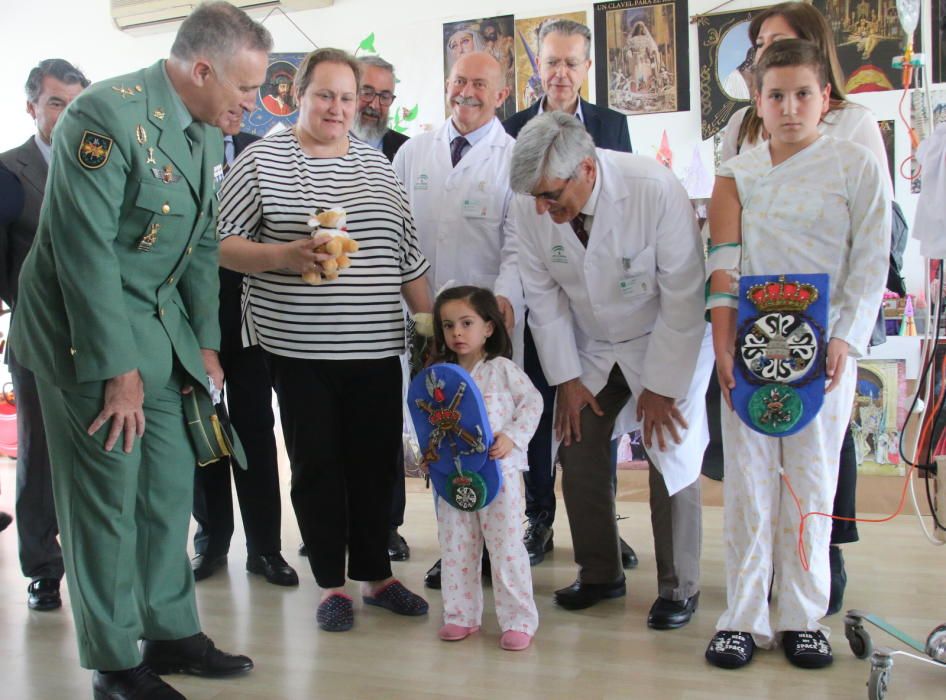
top-left (317, 593), bottom-right (354, 631)
top-left (363, 580), bottom-right (429, 616)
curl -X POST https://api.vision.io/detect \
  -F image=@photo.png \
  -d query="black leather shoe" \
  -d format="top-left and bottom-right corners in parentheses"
top-left (28, 578), bottom-right (61, 611)
top-left (647, 592), bottom-right (699, 630)
top-left (298, 542), bottom-right (308, 556)
top-left (523, 520), bottom-right (553, 566)
top-left (191, 553), bottom-right (226, 582)
top-left (141, 632), bottom-right (253, 677)
top-left (93, 664), bottom-right (185, 699)
top-left (0, 511), bottom-right (11, 532)
top-left (247, 553), bottom-right (299, 586)
top-left (387, 529), bottom-right (410, 561)
top-left (554, 578), bottom-right (626, 610)
top-left (620, 538), bottom-right (639, 569)
top-left (424, 559), bottom-right (442, 589)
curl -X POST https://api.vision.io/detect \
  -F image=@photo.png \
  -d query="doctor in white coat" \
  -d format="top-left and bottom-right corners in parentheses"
top-left (510, 112), bottom-right (714, 628)
top-left (393, 52), bottom-right (524, 590)
top-left (393, 52), bottom-right (522, 331)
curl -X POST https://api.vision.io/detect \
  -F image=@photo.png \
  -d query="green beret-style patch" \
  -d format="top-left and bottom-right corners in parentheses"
top-left (78, 130), bottom-right (113, 169)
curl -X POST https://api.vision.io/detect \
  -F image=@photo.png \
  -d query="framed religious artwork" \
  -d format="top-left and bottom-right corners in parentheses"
top-left (593, 0), bottom-right (690, 117)
top-left (696, 6), bottom-right (773, 141)
top-left (852, 359), bottom-right (906, 476)
top-left (244, 53), bottom-right (305, 137)
top-left (812, 0), bottom-right (920, 93)
top-left (513, 11), bottom-right (590, 111)
top-left (442, 15), bottom-right (517, 119)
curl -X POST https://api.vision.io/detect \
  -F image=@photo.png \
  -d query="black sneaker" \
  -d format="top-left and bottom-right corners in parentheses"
top-left (705, 630), bottom-right (756, 669)
top-left (783, 630), bottom-right (833, 669)
top-left (523, 520), bottom-right (553, 566)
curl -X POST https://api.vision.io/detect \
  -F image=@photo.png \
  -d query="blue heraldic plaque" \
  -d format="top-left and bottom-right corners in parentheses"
top-left (408, 364), bottom-right (502, 511)
top-left (733, 274), bottom-right (830, 438)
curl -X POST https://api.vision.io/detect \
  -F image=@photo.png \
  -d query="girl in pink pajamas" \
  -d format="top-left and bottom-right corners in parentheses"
top-left (430, 286), bottom-right (542, 651)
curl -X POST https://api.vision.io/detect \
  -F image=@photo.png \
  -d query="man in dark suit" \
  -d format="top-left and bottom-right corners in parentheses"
top-left (0, 59), bottom-right (89, 611)
top-left (352, 54), bottom-right (411, 562)
top-left (502, 19), bottom-right (640, 576)
top-left (191, 114), bottom-right (298, 587)
top-left (0, 162), bottom-right (23, 537)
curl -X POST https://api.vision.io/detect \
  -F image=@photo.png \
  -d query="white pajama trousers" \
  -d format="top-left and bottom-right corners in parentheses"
top-left (437, 472), bottom-right (539, 635)
top-left (716, 362), bottom-right (855, 648)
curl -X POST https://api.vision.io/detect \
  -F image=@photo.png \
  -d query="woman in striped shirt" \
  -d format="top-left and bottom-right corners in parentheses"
top-left (218, 48), bottom-right (432, 632)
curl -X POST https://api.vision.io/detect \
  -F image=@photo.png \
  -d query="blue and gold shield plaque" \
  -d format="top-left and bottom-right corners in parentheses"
top-left (733, 274), bottom-right (830, 437)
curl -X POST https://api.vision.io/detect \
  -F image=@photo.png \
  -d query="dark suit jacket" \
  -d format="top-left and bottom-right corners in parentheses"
top-left (381, 129), bottom-right (409, 162)
top-left (0, 137), bottom-right (47, 308)
top-left (220, 132), bottom-right (261, 354)
top-left (502, 98), bottom-right (633, 153)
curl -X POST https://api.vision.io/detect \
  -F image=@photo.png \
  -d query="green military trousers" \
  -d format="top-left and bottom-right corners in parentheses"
top-left (36, 369), bottom-right (201, 671)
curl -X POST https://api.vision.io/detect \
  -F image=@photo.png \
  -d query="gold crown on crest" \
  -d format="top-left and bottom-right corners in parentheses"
top-left (747, 276), bottom-right (819, 312)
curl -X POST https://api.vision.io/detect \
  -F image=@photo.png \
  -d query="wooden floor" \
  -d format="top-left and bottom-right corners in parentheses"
top-left (0, 457), bottom-right (944, 700)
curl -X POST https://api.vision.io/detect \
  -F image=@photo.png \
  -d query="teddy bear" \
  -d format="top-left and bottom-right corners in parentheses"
top-left (301, 207), bottom-right (360, 285)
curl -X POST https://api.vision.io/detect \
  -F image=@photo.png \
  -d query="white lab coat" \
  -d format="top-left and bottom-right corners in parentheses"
top-left (393, 118), bottom-right (523, 322)
top-left (514, 149), bottom-right (714, 495)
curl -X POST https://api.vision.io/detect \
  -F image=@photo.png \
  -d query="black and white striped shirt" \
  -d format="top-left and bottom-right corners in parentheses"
top-left (217, 131), bottom-right (429, 359)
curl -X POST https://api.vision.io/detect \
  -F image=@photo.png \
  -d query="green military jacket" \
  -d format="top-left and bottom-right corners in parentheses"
top-left (10, 60), bottom-right (223, 394)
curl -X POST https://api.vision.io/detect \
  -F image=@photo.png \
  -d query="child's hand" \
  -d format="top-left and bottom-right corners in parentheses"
top-left (825, 338), bottom-right (850, 393)
top-left (419, 460), bottom-right (429, 475)
top-left (488, 433), bottom-right (514, 460)
top-left (716, 348), bottom-right (736, 410)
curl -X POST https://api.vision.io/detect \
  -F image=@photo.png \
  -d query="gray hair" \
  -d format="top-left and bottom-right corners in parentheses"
top-left (170, 2), bottom-right (273, 62)
top-left (25, 59), bottom-right (90, 103)
top-left (538, 18), bottom-right (592, 60)
top-left (357, 55), bottom-right (397, 84)
top-left (510, 111), bottom-right (596, 194)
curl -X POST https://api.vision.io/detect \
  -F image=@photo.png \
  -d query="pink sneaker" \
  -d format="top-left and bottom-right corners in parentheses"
top-left (438, 624), bottom-right (480, 641)
top-left (500, 630), bottom-right (532, 651)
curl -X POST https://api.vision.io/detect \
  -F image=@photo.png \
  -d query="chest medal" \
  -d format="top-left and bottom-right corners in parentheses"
top-left (733, 274), bottom-right (830, 437)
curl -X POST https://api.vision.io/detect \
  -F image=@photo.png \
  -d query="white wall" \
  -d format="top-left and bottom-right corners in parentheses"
top-left (0, 0), bottom-right (938, 291)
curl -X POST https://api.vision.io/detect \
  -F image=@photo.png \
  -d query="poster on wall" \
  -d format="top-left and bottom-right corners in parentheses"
top-left (696, 6), bottom-right (772, 141)
top-left (443, 15), bottom-right (517, 119)
top-left (514, 11), bottom-right (590, 111)
top-left (812, 0), bottom-right (919, 93)
top-left (593, 0), bottom-right (689, 117)
top-left (244, 53), bottom-right (305, 137)
top-left (851, 359), bottom-right (906, 476)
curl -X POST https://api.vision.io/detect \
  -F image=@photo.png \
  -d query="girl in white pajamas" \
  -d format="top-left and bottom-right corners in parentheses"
top-left (430, 286), bottom-right (542, 651)
top-left (705, 39), bottom-right (890, 670)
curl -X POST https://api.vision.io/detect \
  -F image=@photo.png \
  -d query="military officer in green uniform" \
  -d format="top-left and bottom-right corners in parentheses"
top-left (9, 3), bottom-right (274, 698)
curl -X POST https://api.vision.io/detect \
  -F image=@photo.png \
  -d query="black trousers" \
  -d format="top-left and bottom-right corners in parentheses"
top-left (192, 344), bottom-right (282, 558)
top-left (270, 354), bottom-right (400, 588)
top-left (831, 426), bottom-right (859, 545)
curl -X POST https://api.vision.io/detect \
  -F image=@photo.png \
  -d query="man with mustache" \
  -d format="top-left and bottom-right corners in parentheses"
top-left (352, 56), bottom-right (408, 163)
top-left (393, 51), bottom-right (523, 589)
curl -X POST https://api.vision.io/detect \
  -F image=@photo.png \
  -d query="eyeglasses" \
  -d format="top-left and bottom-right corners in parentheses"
top-left (359, 86), bottom-right (395, 106)
top-left (209, 64), bottom-right (257, 98)
top-left (532, 178), bottom-right (573, 203)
